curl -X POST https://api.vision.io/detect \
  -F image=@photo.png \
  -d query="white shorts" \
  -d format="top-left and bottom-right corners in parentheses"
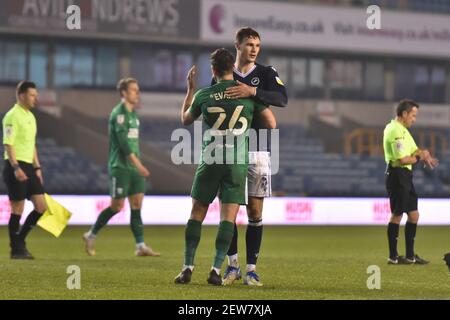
top-left (248, 151), bottom-right (272, 198)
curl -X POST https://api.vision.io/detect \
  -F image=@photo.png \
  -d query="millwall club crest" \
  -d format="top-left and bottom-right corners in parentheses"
top-left (251, 77), bottom-right (260, 86)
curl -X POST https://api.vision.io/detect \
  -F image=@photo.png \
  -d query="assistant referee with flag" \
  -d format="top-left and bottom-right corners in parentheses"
top-left (383, 99), bottom-right (438, 265)
top-left (3, 81), bottom-right (47, 259)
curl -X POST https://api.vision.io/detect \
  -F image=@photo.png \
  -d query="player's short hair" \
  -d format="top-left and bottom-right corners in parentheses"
top-left (117, 78), bottom-right (138, 97)
top-left (235, 27), bottom-right (260, 44)
top-left (396, 99), bottom-right (419, 116)
top-left (16, 81), bottom-right (36, 95)
top-left (210, 48), bottom-right (235, 78)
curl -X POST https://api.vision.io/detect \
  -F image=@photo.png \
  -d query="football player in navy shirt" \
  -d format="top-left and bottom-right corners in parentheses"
top-left (214, 27), bottom-right (288, 286)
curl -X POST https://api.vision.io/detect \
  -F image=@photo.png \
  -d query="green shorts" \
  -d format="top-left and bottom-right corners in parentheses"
top-left (191, 162), bottom-right (248, 205)
top-left (109, 167), bottom-right (146, 199)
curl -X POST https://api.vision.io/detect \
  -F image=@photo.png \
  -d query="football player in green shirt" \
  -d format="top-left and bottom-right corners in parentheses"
top-left (174, 48), bottom-right (276, 285)
top-left (83, 78), bottom-right (160, 257)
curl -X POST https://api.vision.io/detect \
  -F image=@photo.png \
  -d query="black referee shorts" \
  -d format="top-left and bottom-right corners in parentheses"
top-left (385, 165), bottom-right (418, 215)
top-left (3, 161), bottom-right (44, 201)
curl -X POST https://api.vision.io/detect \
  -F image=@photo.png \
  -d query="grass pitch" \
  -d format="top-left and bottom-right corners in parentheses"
top-left (1, 225), bottom-right (449, 299)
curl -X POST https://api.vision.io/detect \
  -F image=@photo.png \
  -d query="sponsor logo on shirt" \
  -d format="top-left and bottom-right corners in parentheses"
top-left (5, 125), bottom-right (13, 138)
top-left (276, 76), bottom-right (284, 86)
top-left (128, 128), bottom-right (139, 138)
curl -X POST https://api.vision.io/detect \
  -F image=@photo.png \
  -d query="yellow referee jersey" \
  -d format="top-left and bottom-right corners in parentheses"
top-left (2, 104), bottom-right (37, 164)
top-left (383, 119), bottom-right (418, 170)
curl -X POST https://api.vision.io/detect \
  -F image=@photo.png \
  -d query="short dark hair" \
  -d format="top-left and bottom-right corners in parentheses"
top-left (117, 78), bottom-right (138, 97)
top-left (210, 48), bottom-right (234, 78)
top-left (235, 27), bottom-right (260, 44)
top-left (16, 81), bottom-right (36, 95)
top-left (396, 99), bottom-right (419, 117)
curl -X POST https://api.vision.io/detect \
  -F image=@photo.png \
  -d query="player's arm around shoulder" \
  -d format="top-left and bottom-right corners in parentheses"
top-left (254, 66), bottom-right (288, 108)
top-left (225, 80), bottom-right (257, 100)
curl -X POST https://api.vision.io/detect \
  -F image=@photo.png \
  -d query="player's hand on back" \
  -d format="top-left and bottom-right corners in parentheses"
top-left (14, 168), bottom-right (28, 182)
top-left (225, 80), bottom-right (256, 99)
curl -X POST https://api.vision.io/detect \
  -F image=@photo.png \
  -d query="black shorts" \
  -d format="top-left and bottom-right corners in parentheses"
top-left (3, 161), bottom-right (44, 201)
top-left (385, 165), bottom-right (418, 215)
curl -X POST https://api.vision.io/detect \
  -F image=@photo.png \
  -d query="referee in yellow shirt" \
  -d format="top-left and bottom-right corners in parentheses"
top-left (2, 81), bottom-right (47, 259)
top-left (383, 99), bottom-right (438, 265)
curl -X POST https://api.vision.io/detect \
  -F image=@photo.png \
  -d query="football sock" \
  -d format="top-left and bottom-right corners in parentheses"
top-left (184, 219), bottom-right (202, 266)
top-left (130, 209), bottom-right (144, 244)
top-left (228, 254), bottom-right (239, 268)
top-left (387, 222), bottom-right (400, 259)
top-left (18, 210), bottom-right (42, 241)
top-left (246, 218), bottom-right (263, 265)
top-left (226, 223), bottom-right (238, 256)
top-left (8, 213), bottom-right (21, 249)
top-left (183, 265), bottom-right (194, 272)
top-left (405, 222), bottom-right (417, 259)
top-left (213, 221), bottom-right (234, 269)
top-left (247, 264), bottom-right (256, 273)
top-left (91, 207), bottom-right (118, 235)
top-left (136, 242), bottom-right (145, 249)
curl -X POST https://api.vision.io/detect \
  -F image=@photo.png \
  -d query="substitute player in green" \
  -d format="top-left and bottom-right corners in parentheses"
top-left (174, 48), bottom-right (276, 285)
top-left (383, 99), bottom-right (438, 265)
top-left (3, 81), bottom-right (47, 259)
top-left (83, 78), bottom-right (160, 257)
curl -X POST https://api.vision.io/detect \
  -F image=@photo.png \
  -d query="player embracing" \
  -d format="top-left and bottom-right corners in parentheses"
top-left (214, 27), bottom-right (288, 286)
top-left (174, 48), bottom-right (276, 285)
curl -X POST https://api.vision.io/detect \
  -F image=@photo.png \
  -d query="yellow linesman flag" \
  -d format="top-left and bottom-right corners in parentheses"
top-left (37, 194), bottom-right (72, 237)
